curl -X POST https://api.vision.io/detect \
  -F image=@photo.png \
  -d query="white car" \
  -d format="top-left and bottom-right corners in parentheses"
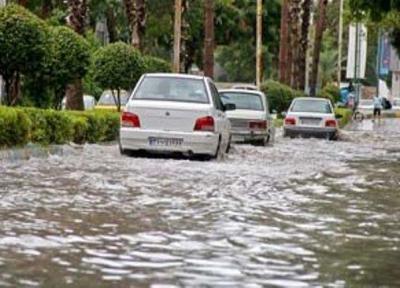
top-left (219, 89), bottom-right (274, 146)
top-left (119, 73), bottom-right (234, 159)
top-left (283, 97), bottom-right (339, 140)
top-left (231, 84), bottom-right (259, 91)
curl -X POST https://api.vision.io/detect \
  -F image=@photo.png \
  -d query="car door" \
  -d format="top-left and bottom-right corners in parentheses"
top-left (207, 80), bottom-right (230, 145)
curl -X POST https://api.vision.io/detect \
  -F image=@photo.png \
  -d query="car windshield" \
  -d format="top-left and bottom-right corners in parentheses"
top-left (134, 77), bottom-right (209, 103)
top-left (98, 91), bottom-right (129, 105)
top-left (220, 92), bottom-right (264, 111)
top-left (291, 99), bottom-right (332, 113)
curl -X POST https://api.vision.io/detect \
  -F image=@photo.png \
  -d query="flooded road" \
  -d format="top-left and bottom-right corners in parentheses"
top-left (0, 119), bottom-right (399, 287)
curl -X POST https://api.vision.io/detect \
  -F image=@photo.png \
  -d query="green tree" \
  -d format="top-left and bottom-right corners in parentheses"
top-left (0, 4), bottom-right (49, 106)
top-left (93, 42), bottom-right (145, 111)
top-left (49, 26), bottom-right (91, 109)
top-left (143, 56), bottom-right (172, 73)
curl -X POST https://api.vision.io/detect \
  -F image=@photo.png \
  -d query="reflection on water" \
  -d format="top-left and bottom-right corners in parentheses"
top-left (0, 119), bottom-right (399, 287)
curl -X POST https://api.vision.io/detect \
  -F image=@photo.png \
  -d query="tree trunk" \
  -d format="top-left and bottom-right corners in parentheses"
top-left (173, 0), bottom-right (182, 73)
top-left (65, 79), bottom-right (84, 111)
top-left (309, 0), bottom-right (328, 97)
top-left (67, 0), bottom-right (87, 35)
top-left (66, 0), bottom-right (86, 110)
top-left (279, 0), bottom-right (290, 84)
top-left (106, 6), bottom-right (117, 43)
top-left (17, 0), bottom-right (28, 7)
top-left (132, 0), bottom-right (146, 50)
top-left (42, 0), bottom-right (53, 18)
top-left (288, 0), bottom-right (301, 88)
top-left (203, 0), bottom-right (214, 78)
top-left (297, 0), bottom-right (311, 91)
top-left (124, 0), bottom-right (146, 50)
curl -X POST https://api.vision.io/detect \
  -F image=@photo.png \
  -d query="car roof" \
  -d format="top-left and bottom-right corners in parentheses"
top-left (219, 89), bottom-right (264, 96)
top-left (144, 73), bottom-right (207, 81)
top-left (294, 97), bottom-right (330, 102)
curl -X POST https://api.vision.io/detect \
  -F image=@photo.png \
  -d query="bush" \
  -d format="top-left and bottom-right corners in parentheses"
top-left (318, 84), bottom-right (341, 104)
top-left (143, 56), bottom-right (171, 73)
top-left (93, 42), bottom-right (146, 111)
top-left (0, 107), bottom-right (120, 148)
top-left (335, 108), bottom-right (352, 128)
top-left (0, 107), bottom-right (31, 148)
top-left (260, 80), bottom-right (306, 114)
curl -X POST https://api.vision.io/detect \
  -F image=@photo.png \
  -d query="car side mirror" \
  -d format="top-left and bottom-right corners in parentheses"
top-left (281, 111), bottom-right (287, 117)
top-left (224, 103), bottom-right (236, 111)
top-left (335, 114), bottom-right (343, 119)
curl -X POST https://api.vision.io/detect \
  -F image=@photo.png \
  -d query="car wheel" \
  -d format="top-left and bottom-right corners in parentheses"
top-left (226, 136), bottom-right (232, 153)
top-left (212, 136), bottom-right (224, 160)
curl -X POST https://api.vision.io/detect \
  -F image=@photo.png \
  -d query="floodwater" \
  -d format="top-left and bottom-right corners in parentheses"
top-left (0, 119), bottom-right (399, 287)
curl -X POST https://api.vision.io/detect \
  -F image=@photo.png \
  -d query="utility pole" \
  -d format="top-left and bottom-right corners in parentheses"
top-left (173, 0), bottom-right (182, 73)
top-left (337, 0), bottom-right (344, 86)
top-left (204, 0), bottom-right (214, 78)
top-left (256, 0), bottom-right (263, 88)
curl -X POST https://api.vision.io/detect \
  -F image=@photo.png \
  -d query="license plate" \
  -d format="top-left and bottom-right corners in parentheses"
top-left (301, 118), bottom-right (321, 125)
top-left (148, 137), bottom-right (183, 147)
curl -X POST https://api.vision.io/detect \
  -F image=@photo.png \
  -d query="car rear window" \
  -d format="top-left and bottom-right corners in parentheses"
top-left (291, 99), bottom-right (332, 113)
top-left (133, 77), bottom-right (209, 104)
top-left (220, 92), bottom-right (264, 111)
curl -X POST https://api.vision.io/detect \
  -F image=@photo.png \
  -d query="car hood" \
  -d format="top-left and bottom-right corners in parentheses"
top-left (226, 109), bottom-right (266, 120)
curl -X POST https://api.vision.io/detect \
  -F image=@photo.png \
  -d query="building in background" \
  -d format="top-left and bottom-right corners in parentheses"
top-left (390, 46), bottom-right (400, 99)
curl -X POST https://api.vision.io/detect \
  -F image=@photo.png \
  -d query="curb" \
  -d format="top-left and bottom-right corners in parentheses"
top-left (0, 144), bottom-right (75, 162)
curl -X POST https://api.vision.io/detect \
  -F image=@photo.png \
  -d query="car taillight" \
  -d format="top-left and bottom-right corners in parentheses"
top-left (285, 117), bottom-right (296, 126)
top-left (194, 116), bottom-right (215, 132)
top-left (325, 119), bottom-right (337, 128)
top-left (121, 112), bottom-right (141, 128)
top-left (249, 120), bottom-right (267, 130)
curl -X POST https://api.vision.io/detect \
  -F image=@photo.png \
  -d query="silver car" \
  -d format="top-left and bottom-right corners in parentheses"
top-left (283, 97), bottom-right (339, 140)
top-left (219, 89), bottom-right (274, 146)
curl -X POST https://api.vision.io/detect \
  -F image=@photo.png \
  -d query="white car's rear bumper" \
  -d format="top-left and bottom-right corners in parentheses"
top-left (284, 126), bottom-right (338, 139)
top-left (120, 128), bottom-right (219, 156)
top-left (231, 130), bottom-right (268, 142)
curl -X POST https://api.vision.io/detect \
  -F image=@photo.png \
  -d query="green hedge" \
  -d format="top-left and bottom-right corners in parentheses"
top-left (260, 80), bottom-right (305, 114)
top-left (335, 108), bottom-right (352, 128)
top-left (0, 106), bottom-right (120, 148)
top-left (318, 84), bottom-right (341, 104)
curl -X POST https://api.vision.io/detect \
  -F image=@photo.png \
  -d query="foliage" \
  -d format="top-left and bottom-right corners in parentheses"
top-left (260, 80), bottom-right (305, 113)
top-left (49, 26), bottom-right (91, 106)
top-left (143, 56), bottom-right (172, 73)
top-left (0, 4), bottom-right (49, 104)
top-left (335, 108), bottom-right (353, 128)
top-left (0, 107), bottom-right (120, 148)
top-left (0, 107), bottom-right (31, 148)
top-left (318, 84), bottom-right (341, 104)
top-left (93, 42), bottom-right (145, 110)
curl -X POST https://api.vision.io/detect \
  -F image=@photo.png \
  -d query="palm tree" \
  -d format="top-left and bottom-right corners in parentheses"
top-left (65, 0), bottom-right (87, 110)
top-left (309, 0), bottom-right (328, 97)
top-left (204, 0), bottom-right (214, 77)
top-left (279, 0), bottom-right (290, 84)
top-left (297, 0), bottom-right (311, 91)
top-left (123, 0), bottom-right (146, 50)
